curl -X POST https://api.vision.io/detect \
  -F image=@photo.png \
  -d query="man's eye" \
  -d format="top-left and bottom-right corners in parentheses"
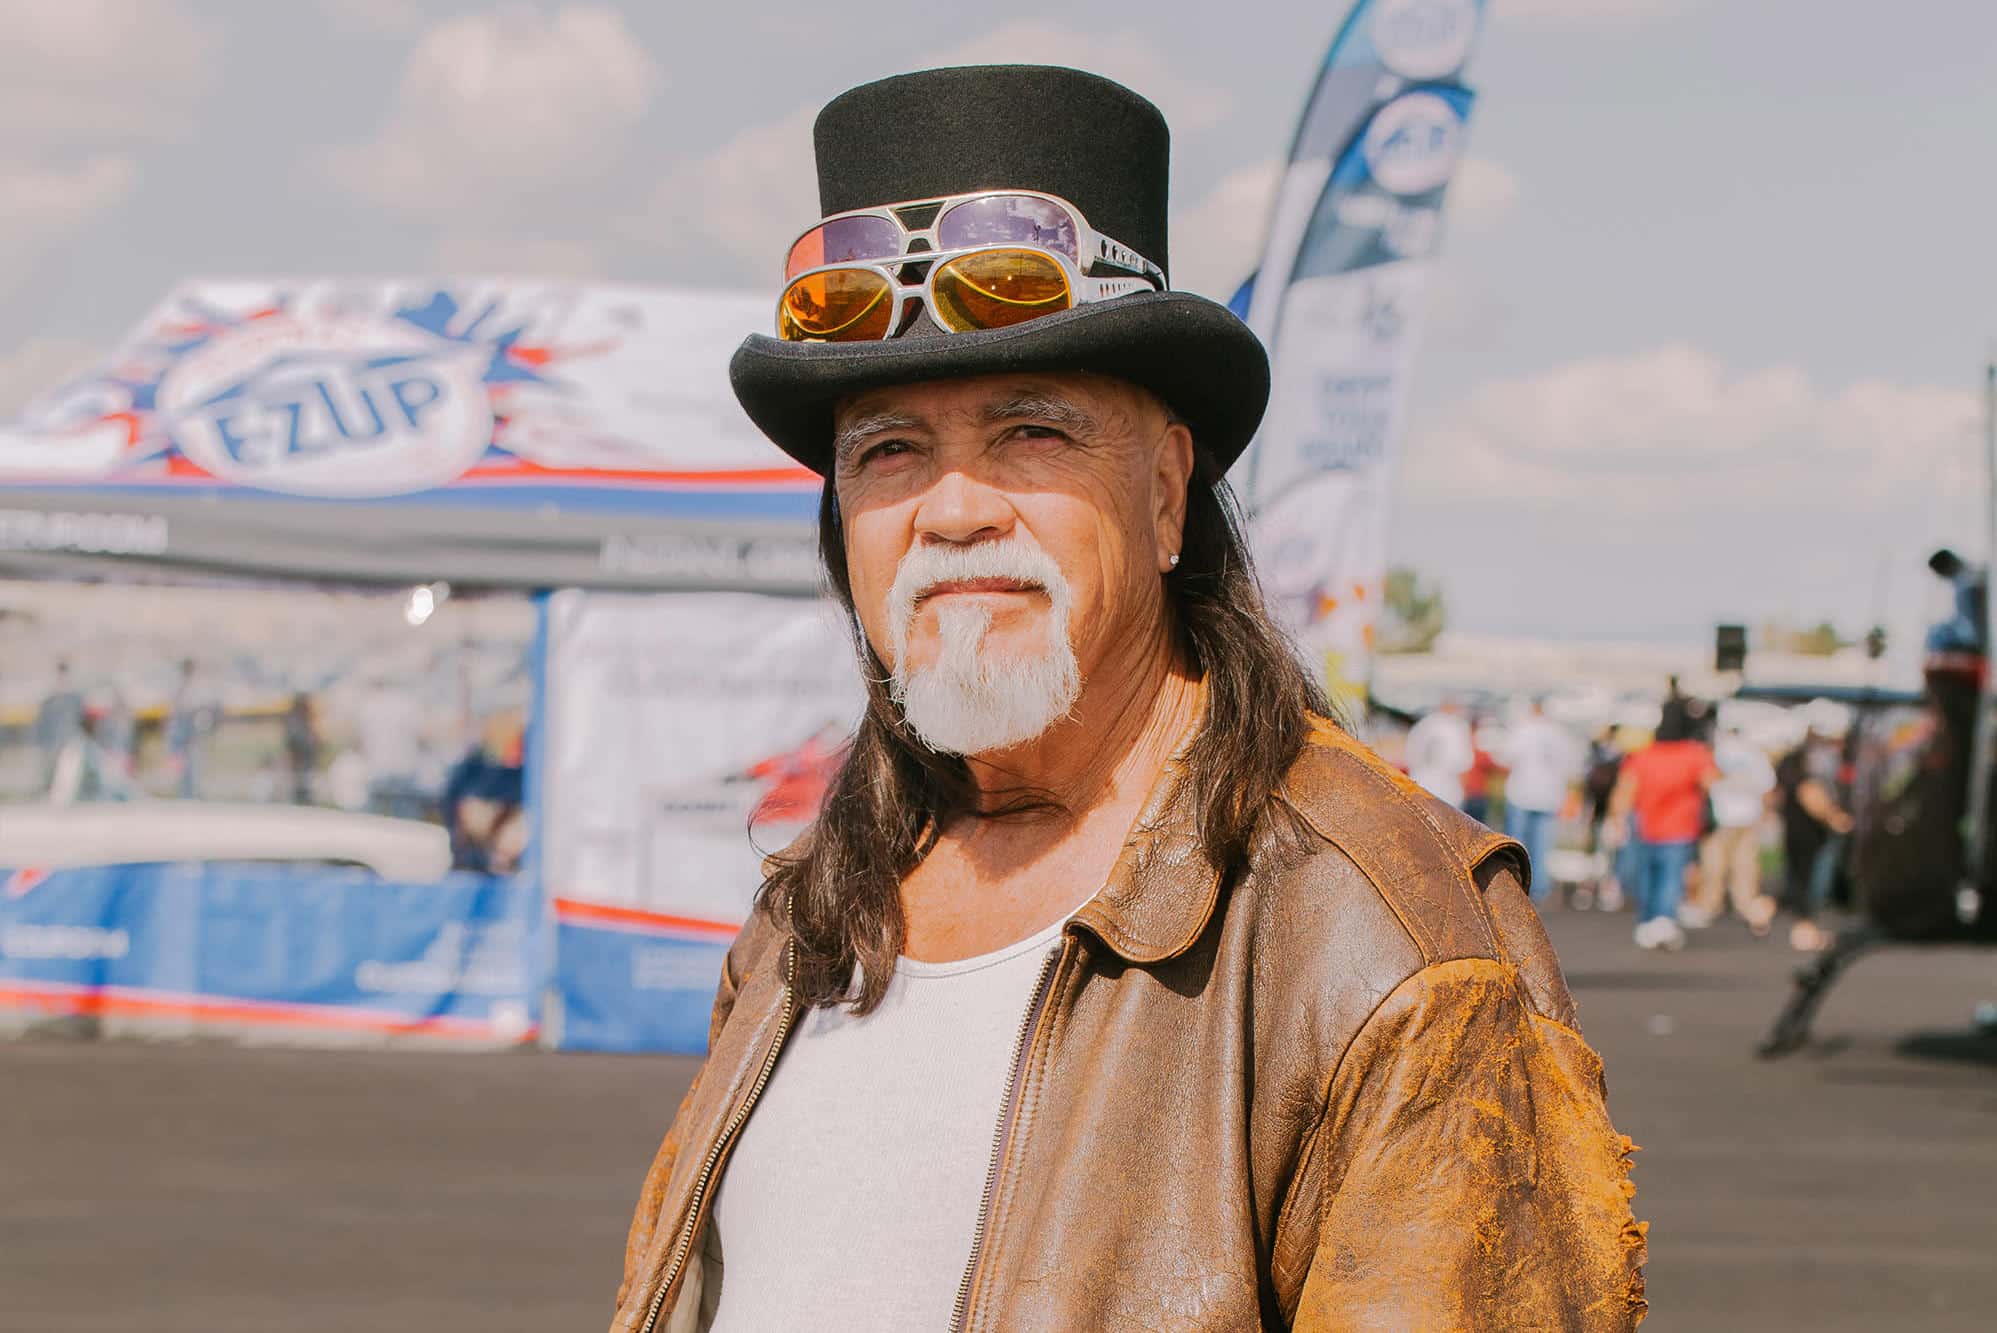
top-left (860, 440), bottom-right (914, 465)
top-left (1011, 425), bottom-right (1068, 444)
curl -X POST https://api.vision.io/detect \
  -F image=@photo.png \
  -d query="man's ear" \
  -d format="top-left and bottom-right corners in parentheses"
top-left (1152, 417), bottom-right (1195, 573)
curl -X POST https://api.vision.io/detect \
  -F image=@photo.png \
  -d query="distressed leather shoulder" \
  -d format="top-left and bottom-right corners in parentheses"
top-left (1238, 728), bottom-right (1642, 1328)
top-left (1270, 721), bottom-right (1528, 968)
top-left (1225, 721), bottom-right (1536, 1142)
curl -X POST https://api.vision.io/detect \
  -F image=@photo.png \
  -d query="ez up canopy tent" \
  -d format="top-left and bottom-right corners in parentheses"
top-left (0, 280), bottom-right (849, 1051)
top-left (0, 279), bottom-right (819, 591)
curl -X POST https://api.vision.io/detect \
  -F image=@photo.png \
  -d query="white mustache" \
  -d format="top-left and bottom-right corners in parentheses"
top-left (886, 538), bottom-right (1070, 670)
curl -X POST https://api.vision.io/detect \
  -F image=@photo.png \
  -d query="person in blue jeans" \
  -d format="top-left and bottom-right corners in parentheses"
top-left (1505, 804), bottom-right (1557, 902)
top-left (1634, 838), bottom-right (1699, 946)
top-left (1499, 698), bottom-right (1581, 905)
top-left (1609, 705), bottom-right (1718, 950)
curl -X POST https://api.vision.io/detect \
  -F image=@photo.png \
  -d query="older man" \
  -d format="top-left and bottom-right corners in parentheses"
top-left (613, 66), bottom-right (1646, 1332)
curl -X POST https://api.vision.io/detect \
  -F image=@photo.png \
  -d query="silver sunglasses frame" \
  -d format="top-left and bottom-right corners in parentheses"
top-left (782, 188), bottom-right (1167, 291)
top-left (777, 242), bottom-right (1156, 342)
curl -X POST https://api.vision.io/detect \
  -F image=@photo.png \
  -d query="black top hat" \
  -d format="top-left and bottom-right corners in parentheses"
top-left (727, 64), bottom-right (1270, 477)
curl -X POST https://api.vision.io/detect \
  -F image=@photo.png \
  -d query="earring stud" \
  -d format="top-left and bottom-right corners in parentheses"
top-left (1168, 552), bottom-right (1181, 569)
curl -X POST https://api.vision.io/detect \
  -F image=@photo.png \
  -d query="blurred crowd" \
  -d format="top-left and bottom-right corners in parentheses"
top-left (16, 652), bottom-right (532, 877)
top-left (1402, 683), bottom-right (1858, 955)
top-left (31, 658), bottom-right (228, 805)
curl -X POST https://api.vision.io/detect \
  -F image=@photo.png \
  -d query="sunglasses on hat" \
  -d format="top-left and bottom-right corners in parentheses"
top-left (776, 189), bottom-right (1164, 342)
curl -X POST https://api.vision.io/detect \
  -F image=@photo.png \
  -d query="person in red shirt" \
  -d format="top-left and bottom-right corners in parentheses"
top-left (1609, 706), bottom-right (1719, 950)
top-left (1460, 726), bottom-right (1499, 825)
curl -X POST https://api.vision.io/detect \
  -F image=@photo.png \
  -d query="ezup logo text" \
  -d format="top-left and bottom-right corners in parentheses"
top-left (161, 315), bottom-right (495, 498)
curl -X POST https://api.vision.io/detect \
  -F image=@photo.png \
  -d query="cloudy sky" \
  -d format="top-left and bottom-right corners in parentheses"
top-left (3, 0), bottom-right (1994, 647)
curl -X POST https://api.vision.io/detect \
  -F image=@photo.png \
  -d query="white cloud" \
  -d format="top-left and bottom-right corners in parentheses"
top-left (637, 23), bottom-right (1232, 276)
top-left (323, 4), bottom-right (660, 221)
top-left (1170, 158), bottom-right (1282, 302)
top-left (634, 103), bottom-right (816, 282)
top-left (0, 1), bottom-right (214, 296)
top-left (0, 0), bottom-right (217, 143)
top-left (1389, 347), bottom-right (1981, 642)
top-left (0, 336), bottom-right (103, 420)
top-left (1403, 344), bottom-right (1979, 509)
top-left (0, 155), bottom-right (139, 288)
top-left (1496, 0), bottom-right (1705, 25)
top-left (1391, 346), bottom-right (1981, 639)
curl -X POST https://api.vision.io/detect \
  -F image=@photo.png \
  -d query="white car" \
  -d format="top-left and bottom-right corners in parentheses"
top-left (0, 800), bottom-right (452, 881)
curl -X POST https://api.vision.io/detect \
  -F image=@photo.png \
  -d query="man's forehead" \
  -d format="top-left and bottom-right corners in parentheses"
top-left (833, 372), bottom-right (1152, 428)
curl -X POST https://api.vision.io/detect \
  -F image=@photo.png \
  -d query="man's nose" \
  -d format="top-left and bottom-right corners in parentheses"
top-left (912, 467), bottom-right (1014, 546)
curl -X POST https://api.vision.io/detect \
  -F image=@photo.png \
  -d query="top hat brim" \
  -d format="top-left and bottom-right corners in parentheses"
top-left (728, 290), bottom-right (1269, 478)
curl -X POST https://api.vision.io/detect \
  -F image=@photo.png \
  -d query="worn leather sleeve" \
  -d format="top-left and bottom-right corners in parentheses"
top-left (611, 941), bottom-right (743, 1312)
top-left (1480, 861), bottom-right (1582, 1031)
top-left (1292, 956), bottom-right (1648, 1331)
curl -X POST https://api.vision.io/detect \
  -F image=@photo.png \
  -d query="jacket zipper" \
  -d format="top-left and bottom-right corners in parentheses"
top-left (948, 937), bottom-right (1067, 1333)
top-left (638, 938), bottom-right (797, 1333)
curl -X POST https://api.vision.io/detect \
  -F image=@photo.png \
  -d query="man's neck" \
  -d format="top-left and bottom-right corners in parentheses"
top-left (900, 622), bottom-right (1200, 964)
top-left (963, 618), bottom-right (1198, 823)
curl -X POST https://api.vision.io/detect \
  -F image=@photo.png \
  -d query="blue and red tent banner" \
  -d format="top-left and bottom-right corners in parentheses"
top-left (0, 280), bottom-right (820, 592)
top-left (0, 861), bottom-right (541, 1045)
top-left (552, 900), bottom-right (736, 1054)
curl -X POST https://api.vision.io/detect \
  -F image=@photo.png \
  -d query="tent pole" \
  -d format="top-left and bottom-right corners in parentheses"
top-left (1963, 359), bottom-right (1997, 915)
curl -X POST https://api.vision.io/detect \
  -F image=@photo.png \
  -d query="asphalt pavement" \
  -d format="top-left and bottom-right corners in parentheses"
top-left (2, 906), bottom-right (1992, 1332)
top-left (1554, 906), bottom-right (1997, 1331)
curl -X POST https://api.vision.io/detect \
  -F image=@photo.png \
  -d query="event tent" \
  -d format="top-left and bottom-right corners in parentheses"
top-left (0, 279), bottom-right (852, 1052)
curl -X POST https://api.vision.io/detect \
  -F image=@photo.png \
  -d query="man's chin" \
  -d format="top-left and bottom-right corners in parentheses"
top-left (904, 617), bottom-right (1052, 667)
top-left (893, 659), bottom-right (1082, 758)
top-left (899, 646), bottom-right (1061, 679)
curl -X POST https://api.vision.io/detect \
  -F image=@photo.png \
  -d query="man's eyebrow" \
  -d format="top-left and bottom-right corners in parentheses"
top-left (832, 410), bottom-right (925, 463)
top-left (983, 392), bottom-right (1099, 436)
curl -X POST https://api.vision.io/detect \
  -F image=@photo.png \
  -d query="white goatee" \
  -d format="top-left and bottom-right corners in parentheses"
top-left (885, 538), bottom-right (1081, 756)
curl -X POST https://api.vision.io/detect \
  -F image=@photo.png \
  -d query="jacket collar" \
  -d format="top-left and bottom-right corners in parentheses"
top-left (1070, 683), bottom-right (1228, 965)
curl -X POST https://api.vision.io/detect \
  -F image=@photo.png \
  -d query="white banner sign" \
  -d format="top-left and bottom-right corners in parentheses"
top-left (542, 591), bottom-right (862, 924)
top-left (1246, 260), bottom-right (1430, 699)
top-left (1231, 1), bottom-right (1486, 707)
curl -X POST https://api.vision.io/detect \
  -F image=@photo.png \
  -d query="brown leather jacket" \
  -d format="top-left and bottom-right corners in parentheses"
top-left (612, 723), bottom-right (1648, 1331)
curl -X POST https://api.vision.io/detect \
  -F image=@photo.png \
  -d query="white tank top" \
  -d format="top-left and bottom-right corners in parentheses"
top-left (698, 911), bottom-right (1071, 1332)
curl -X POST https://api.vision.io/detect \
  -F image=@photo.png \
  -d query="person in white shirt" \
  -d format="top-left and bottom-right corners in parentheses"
top-left (1404, 698), bottom-right (1475, 808)
top-left (1686, 724), bottom-right (1777, 932)
top-left (1500, 698), bottom-right (1582, 905)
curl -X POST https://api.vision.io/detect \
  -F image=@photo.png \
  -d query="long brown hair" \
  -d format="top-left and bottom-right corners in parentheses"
top-left (760, 446), bottom-right (1334, 1012)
